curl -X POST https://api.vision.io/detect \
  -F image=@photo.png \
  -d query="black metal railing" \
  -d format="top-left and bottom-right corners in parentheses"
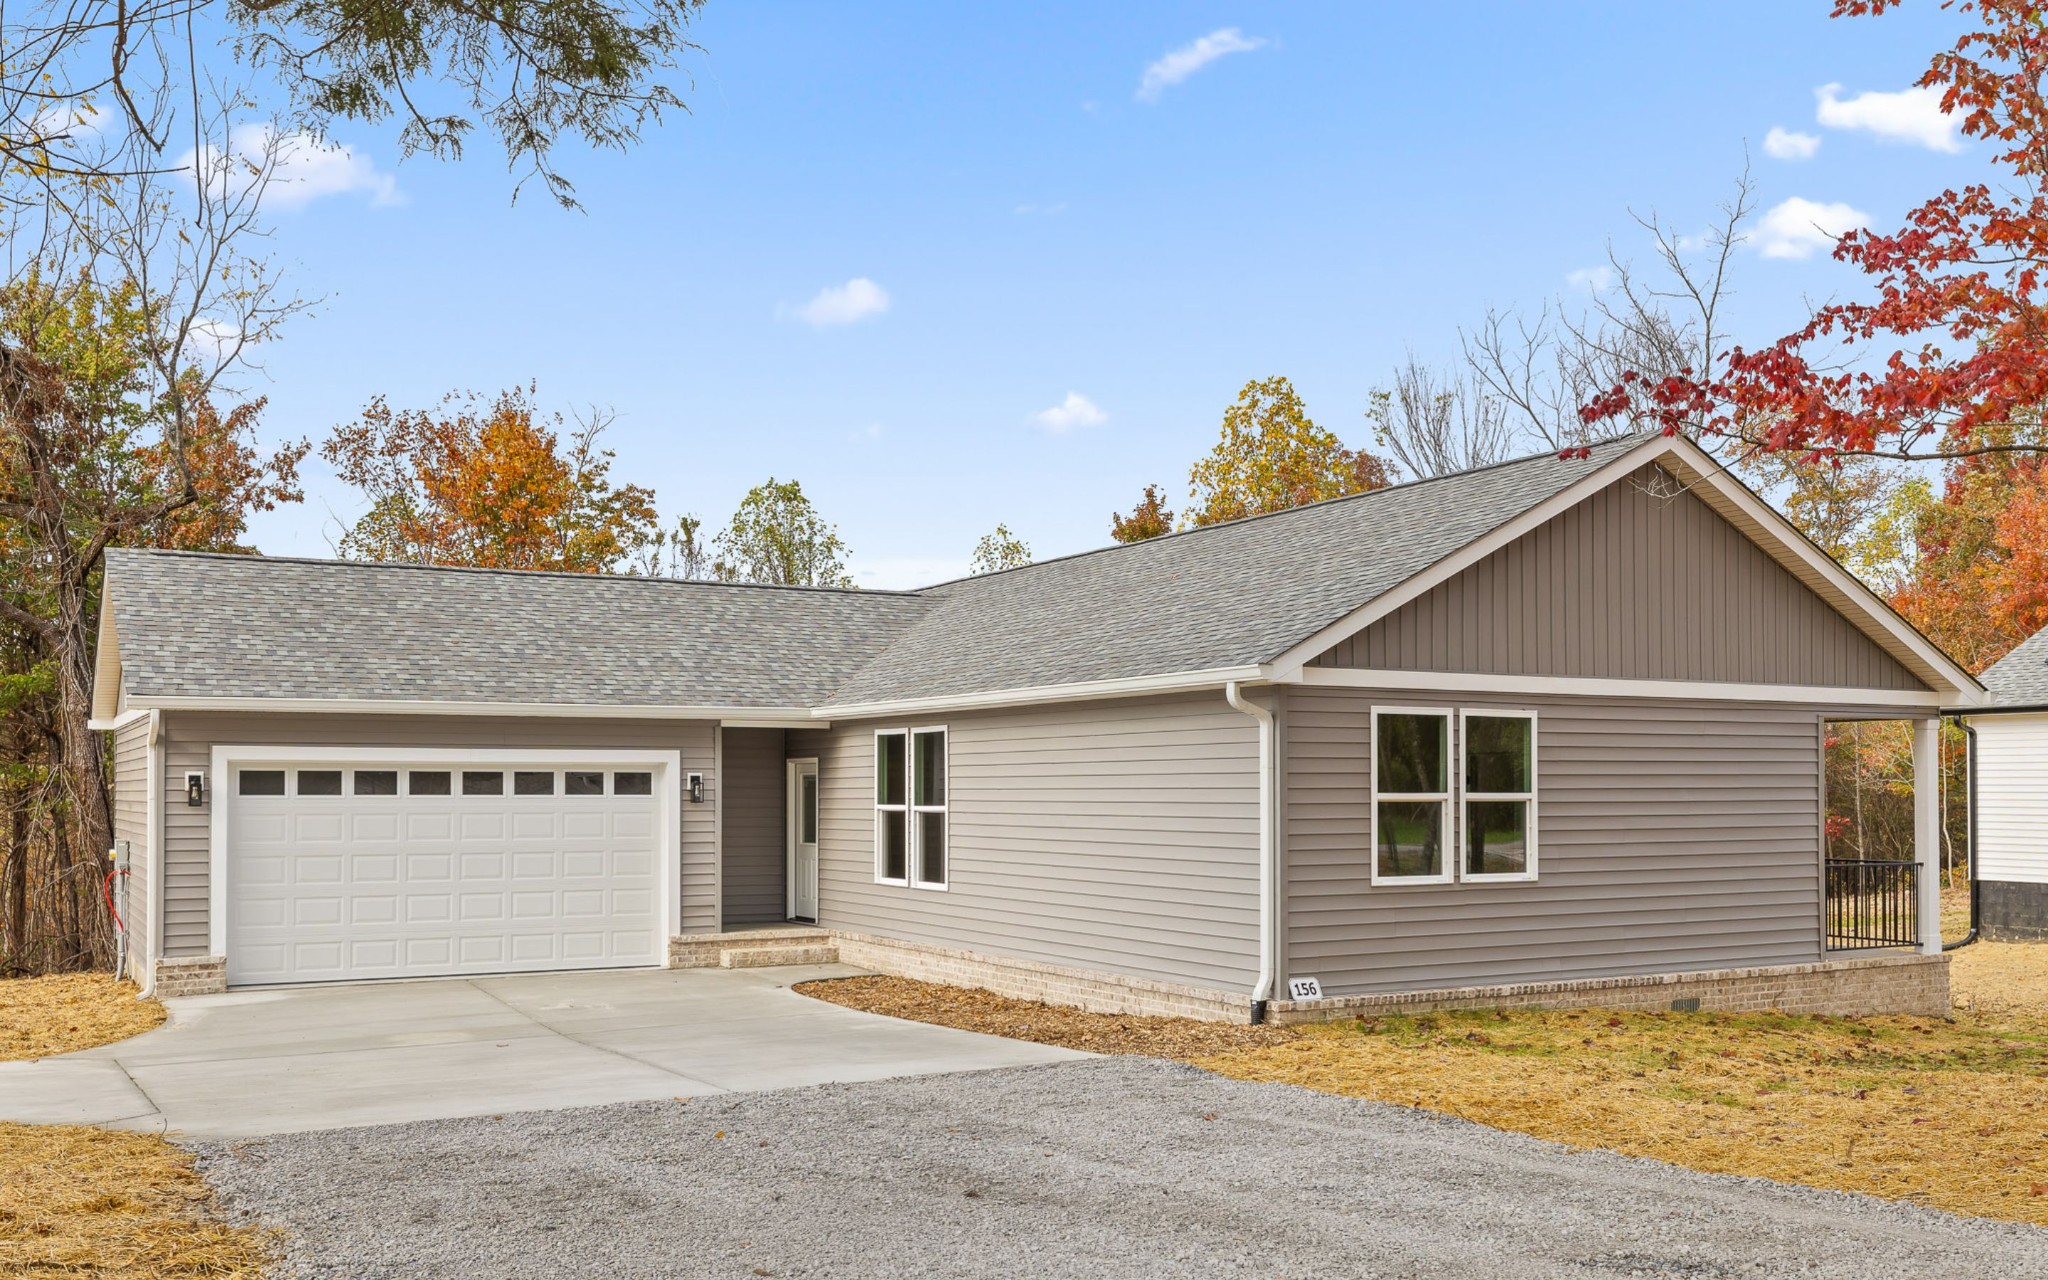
top-left (1824, 858), bottom-right (1919, 950)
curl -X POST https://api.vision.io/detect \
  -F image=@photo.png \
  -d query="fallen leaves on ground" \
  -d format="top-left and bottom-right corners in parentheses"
top-left (0, 974), bottom-right (163, 1062)
top-left (0, 1124), bottom-right (268, 1277)
top-left (800, 958), bottom-right (2048, 1227)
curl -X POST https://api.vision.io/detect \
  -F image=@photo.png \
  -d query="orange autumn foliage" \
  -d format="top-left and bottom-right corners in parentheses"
top-left (323, 386), bottom-right (659, 573)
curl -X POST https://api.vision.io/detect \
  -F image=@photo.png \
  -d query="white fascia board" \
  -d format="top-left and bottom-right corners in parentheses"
top-left (719, 717), bottom-right (829, 730)
top-left (1264, 437), bottom-right (1683, 681)
top-left (817, 666), bottom-right (1271, 720)
top-left (1655, 437), bottom-right (1987, 702)
top-left (1300, 664), bottom-right (1953, 709)
top-left (88, 707), bottom-right (155, 733)
top-left (135, 696), bottom-right (816, 721)
top-left (1264, 433), bottom-right (1986, 703)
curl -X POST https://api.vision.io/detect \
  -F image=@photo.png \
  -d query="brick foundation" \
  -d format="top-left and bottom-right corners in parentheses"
top-left (153, 955), bottom-right (227, 997)
top-left (1265, 953), bottom-right (1950, 1025)
top-left (667, 928), bottom-right (1948, 1025)
top-left (1981, 879), bottom-right (2048, 942)
top-left (669, 928), bottom-right (834, 969)
top-left (827, 933), bottom-right (1254, 1022)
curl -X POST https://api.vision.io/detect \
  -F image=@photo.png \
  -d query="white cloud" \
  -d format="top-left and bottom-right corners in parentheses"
top-left (1756, 196), bottom-right (1872, 260)
top-left (1033, 391), bottom-right (1108, 432)
top-left (184, 123), bottom-right (401, 210)
top-left (1137, 28), bottom-right (1268, 102)
top-left (1763, 126), bottom-right (1821, 160)
top-left (1814, 83), bottom-right (1962, 152)
top-left (793, 277), bottom-right (891, 327)
top-left (1566, 265), bottom-right (1615, 292)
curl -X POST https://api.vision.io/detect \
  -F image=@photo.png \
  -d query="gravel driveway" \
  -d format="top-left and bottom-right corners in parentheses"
top-left (196, 1057), bottom-right (2048, 1279)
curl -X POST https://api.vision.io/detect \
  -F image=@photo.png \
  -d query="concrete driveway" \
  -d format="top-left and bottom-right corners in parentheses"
top-left (0, 964), bottom-right (1082, 1139)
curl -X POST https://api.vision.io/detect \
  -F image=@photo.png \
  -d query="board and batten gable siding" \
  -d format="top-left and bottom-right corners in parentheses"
top-left (719, 727), bottom-right (788, 925)
top-left (1974, 713), bottom-right (2048, 885)
top-left (788, 690), bottom-right (1262, 991)
top-left (1282, 687), bottom-right (1935, 995)
top-left (110, 715), bottom-right (153, 982)
top-left (1315, 464), bottom-right (1929, 692)
top-left (156, 711), bottom-right (717, 957)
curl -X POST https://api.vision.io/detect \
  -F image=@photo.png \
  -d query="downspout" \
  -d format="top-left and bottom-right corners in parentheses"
top-left (1943, 716), bottom-right (1979, 952)
top-left (1225, 682), bottom-right (1277, 1024)
top-left (140, 709), bottom-right (163, 998)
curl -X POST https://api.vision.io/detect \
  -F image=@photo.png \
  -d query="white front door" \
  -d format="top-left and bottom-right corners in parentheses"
top-left (787, 758), bottom-right (820, 921)
top-left (223, 756), bottom-right (670, 986)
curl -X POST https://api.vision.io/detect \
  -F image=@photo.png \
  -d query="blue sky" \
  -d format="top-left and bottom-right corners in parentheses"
top-left (237, 1), bottom-right (1979, 586)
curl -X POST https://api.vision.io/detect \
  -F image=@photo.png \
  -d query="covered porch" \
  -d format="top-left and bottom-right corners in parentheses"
top-left (717, 726), bottom-right (820, 932)
top-left (1821, 715), bottom-right (1954, 957)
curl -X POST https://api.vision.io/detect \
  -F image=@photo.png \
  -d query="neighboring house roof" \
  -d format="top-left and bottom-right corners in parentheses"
top-left (819, 434), bottom-right (1642, 708)
top-left (95, 431), bottom-right (1985, 719)
top-left (1981, 625), bottom-right (2048, 708)
top-left (100, 552), bottom-right (931, 713)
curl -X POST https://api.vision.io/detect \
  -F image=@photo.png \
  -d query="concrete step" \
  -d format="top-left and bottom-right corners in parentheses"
top-left (719, 944), bottom-right (839, 969)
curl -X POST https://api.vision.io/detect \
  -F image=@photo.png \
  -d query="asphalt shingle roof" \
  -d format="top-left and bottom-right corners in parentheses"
top-left (1982, 625), bottom-right (2048, 708)
top-left (821, 435), bottom-right (1642, 706)
top-left (105, 435), bottom-right (1647, 712)
top-left (104, 552), bottom-right (932, 709)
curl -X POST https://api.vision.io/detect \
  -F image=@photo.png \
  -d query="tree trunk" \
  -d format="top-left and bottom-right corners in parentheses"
top-left (51, 565), bottom-right (113, 970)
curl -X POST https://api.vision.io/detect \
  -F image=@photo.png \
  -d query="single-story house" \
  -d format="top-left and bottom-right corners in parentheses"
top-left (1964, 626), bottom-right (2048, 940)
top-left (91, 431), bottom-right (1987, 1021)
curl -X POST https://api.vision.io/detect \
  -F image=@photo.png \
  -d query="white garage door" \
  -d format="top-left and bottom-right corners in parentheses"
top-left (225, 758), bottom-right (670, 986)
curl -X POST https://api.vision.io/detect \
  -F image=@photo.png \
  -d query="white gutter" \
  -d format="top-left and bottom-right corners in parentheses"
top-left (1224, 681), bottom-right (1277, 1021)
top-left (823, 665), bottom-right (1270, 720)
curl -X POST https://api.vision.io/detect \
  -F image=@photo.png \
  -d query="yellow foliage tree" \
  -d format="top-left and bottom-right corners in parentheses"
top-left (1184, 376), bottom-right (1392, 527)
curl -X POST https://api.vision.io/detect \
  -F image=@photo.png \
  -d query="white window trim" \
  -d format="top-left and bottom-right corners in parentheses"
top-left (873, 728), bottom-right (909, 885)
top-left (909, 724), bottom-right (950, 891)
top-left (1368, 706), bottom-right (1454, 886)
top-left (1459, 707), bottom-right (1540, 884)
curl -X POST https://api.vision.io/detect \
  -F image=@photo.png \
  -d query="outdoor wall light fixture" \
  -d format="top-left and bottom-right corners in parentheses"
top-left (185, 772), bottom-right (206, 807)
top-left (687, 772), bottom-right (704, 803)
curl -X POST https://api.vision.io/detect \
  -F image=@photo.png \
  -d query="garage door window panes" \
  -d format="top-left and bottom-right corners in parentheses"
top-left (566, 771), bottom-right (604, 796)
top-left (613, 771), bottom-right (651, 796)
top-left (353, 770), bottom-right (398, 796)
top-left (409, 771), bottom-right (452, 795)
top-left (238, 770), bottom-right (285, 796)
top-left (299, 770), bottom-right (343, 796)
top-left (463, 771), bottom-right (504, 796)
top-left (514, 771), bottom-right (555, 796)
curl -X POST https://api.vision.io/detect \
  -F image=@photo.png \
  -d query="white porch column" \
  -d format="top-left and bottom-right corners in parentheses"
top-left (1912, 717), bottom-right (1943, 955)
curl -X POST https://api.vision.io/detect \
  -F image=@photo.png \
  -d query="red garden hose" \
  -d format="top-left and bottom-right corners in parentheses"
top-left (104, 868), bottom-right (128, 932)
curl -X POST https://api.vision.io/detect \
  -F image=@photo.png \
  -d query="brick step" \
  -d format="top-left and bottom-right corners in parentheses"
top-left (718, 944), bottom-right (839, 969)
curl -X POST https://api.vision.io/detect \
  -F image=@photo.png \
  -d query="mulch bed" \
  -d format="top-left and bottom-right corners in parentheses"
top-left (793, 974), bottom-right (1297, 1059)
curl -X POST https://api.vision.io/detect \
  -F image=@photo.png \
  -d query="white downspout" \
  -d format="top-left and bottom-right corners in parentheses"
top-left (140, 708), bottom-right (163, 998)
top-left (1225, 681), bottom-right (1277, 1022)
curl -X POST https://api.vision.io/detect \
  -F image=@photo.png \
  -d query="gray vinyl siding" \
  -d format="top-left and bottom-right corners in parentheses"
top-left (1282, 686), bottom-right (1930, 995)
top-left (157, 712), bottom-right (717, 957)
top-left (1315, 464), bottom-right (1928, 692)
top-left (790, 690), bottom-right (1261, 991)
top-left (720, 727), bottom-right (787, 925)
top-left (110, 716), bottom-right (152, 982)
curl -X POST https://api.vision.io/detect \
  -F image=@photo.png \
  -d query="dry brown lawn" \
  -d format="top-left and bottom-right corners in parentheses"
top-left (798, 941), bottom-right (2048, 1228)
top-left (0, 974), bottom-right (164, 1063)
top-left (0, 975), bottom-right (265, 1277)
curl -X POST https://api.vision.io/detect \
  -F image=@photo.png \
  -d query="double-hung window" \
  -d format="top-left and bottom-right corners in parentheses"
top-left (1371, 709), bottom-right (1452, 884)
top-left (875, 731), bottom-right (909, 884)
top-left (911, 728), bottom-right (948, 889)
top-left (1462, 711), bottom-right (1537, 881)
top-left (876, 726), bottom-right (949, 889)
